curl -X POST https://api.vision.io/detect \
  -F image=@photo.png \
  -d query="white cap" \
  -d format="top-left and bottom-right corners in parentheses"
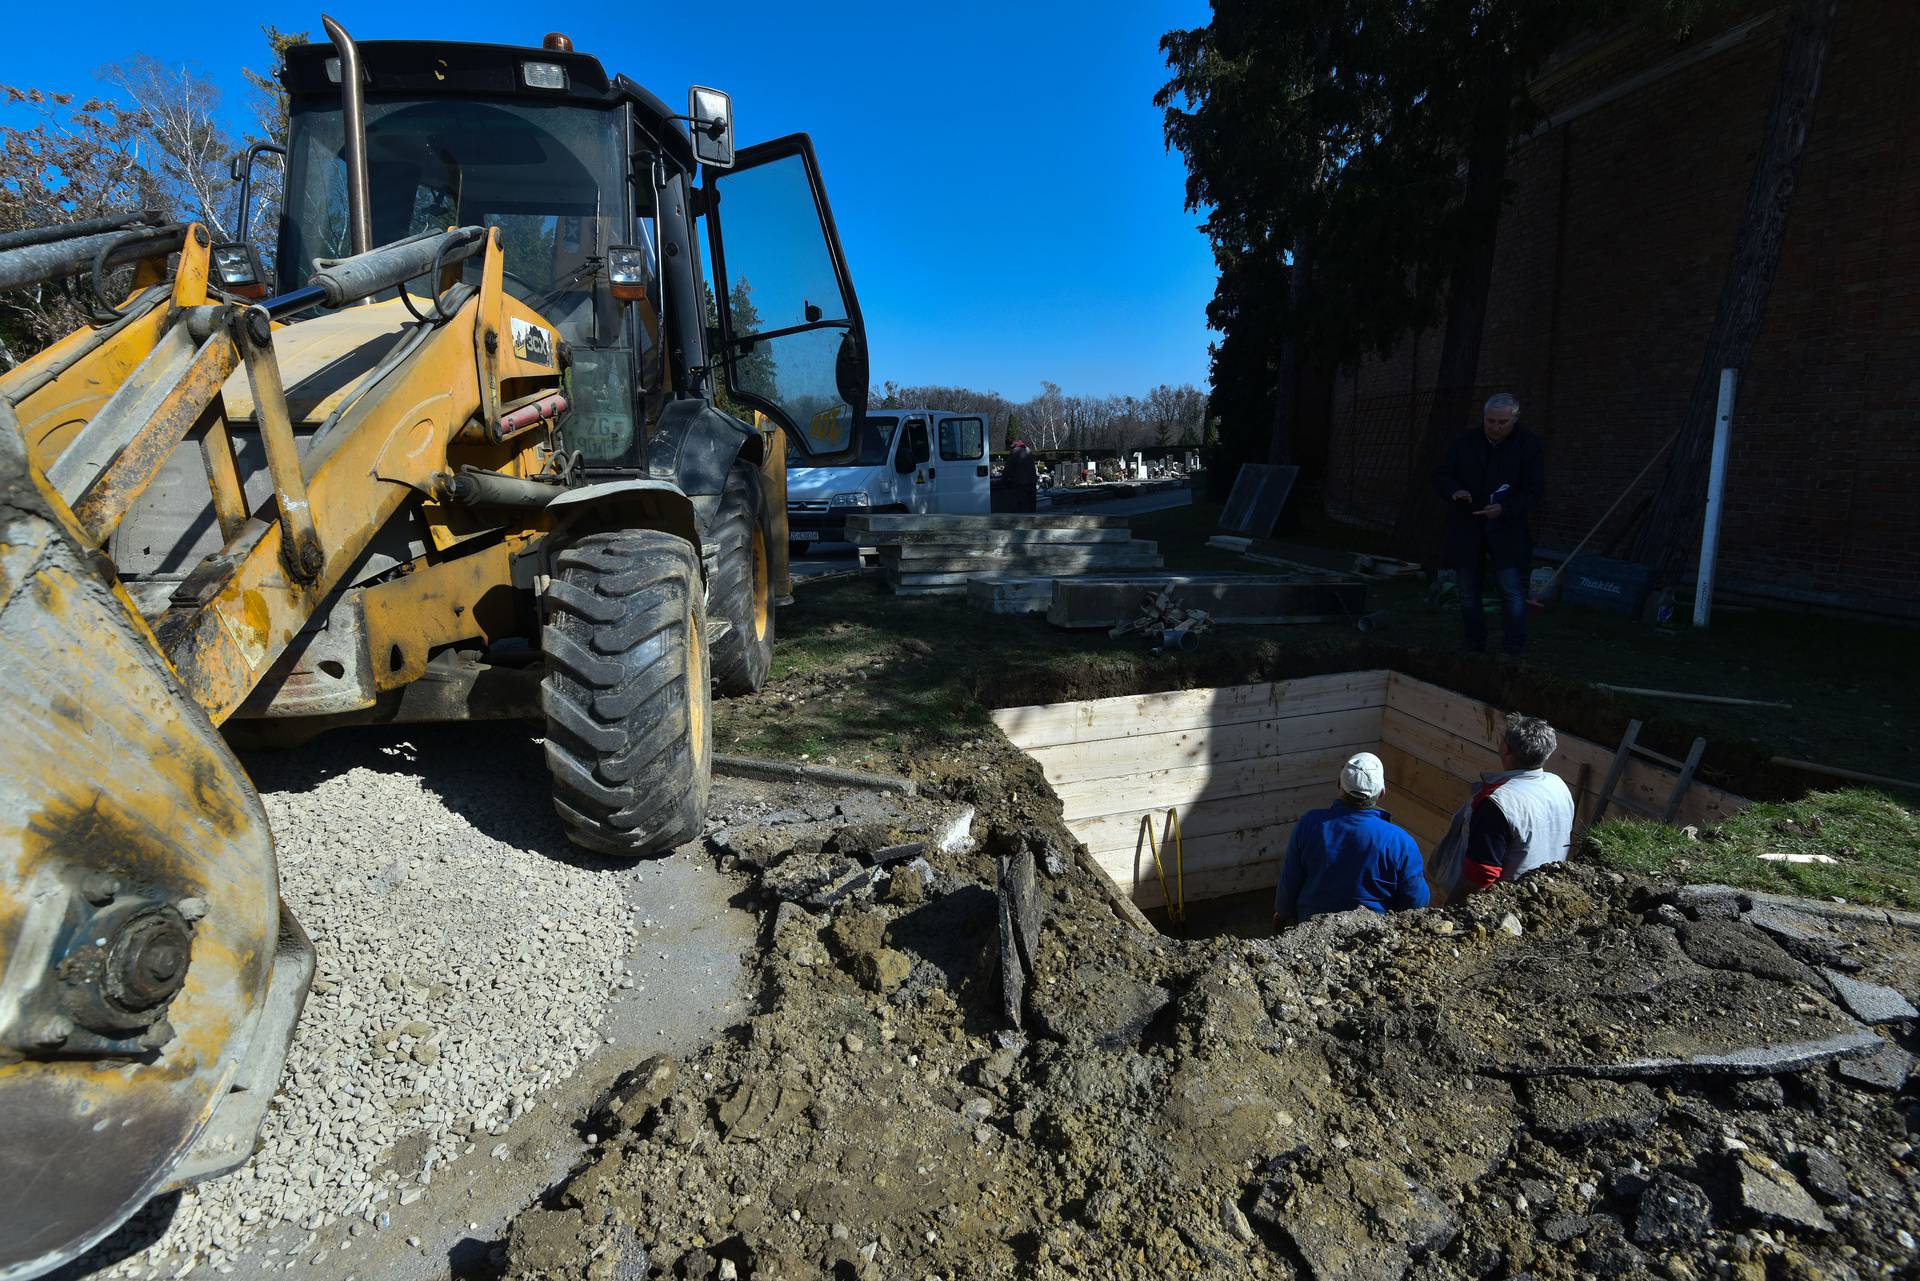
top-left (1340, 751), bottom-right (1386, 800)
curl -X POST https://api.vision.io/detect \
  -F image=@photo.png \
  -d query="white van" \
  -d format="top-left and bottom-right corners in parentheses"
top-left (786, 408), bottom-right (990, 552)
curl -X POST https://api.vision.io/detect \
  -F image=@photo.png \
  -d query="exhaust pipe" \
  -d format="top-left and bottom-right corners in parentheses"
top-left (322, 15), bottom-right (372, 261)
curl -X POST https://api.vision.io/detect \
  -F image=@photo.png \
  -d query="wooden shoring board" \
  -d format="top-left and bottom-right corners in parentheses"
top-left (1381, 707), bottom-right (1506, 784)
top-left (1386, 673), bottom-right (1505, 751)
top-left (1378, 741), bottom-right (1475, 816)
top-left (1381, 787), bottom-right (1455, 851)
top-left (1383, 674), bottom-right (1744, 829)
top-left (1019, 706), bottom-right (1382, 789)
top-left (1072, 780), bottom-right (1328, 853)
top-left (1127, 856), bottom-right (1285, 912)
top-left (1052, 744), bottom-right (1360, 822)
top-left (997, 669), bottom-right (1750, 910)
top-left (1092, 821), bottom-right (1293, 907)
top-left (992, 671), bottom-right (1389, 751)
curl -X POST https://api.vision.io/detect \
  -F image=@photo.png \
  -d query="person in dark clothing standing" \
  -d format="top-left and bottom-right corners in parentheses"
top-left (1433, 393), bottom-right (1546, 655)
top-left (1005, 439), bottom-right (1039, 513)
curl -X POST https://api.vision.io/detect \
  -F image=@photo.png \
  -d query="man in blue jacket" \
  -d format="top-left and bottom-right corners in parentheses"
top-left (1272, 752), bottom-right (1430, 931)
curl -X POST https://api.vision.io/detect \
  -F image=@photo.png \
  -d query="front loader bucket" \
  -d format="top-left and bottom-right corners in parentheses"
top-left (0, 407), bottom-right (304, 1280)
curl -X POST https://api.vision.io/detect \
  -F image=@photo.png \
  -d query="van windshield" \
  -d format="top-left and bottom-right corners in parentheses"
top-left (792, 414), bottom-right (896, 468)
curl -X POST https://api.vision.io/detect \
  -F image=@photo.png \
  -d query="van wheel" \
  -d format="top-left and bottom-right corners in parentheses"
top-left (542, 530), bottom-right (710, 856)
top-left (705, 462), bottom-right (776, 696)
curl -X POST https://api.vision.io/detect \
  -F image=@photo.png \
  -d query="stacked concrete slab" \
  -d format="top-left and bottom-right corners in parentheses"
top-left (967, 566), bottom-right (1367, 628)
top-left (1043, 570), bottom-right (1365, 629)
top-left (844, 513), bottom-right (1164, 595)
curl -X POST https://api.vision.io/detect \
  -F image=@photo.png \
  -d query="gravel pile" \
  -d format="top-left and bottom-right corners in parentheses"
top-left (89, 740), bottom-right (630, 1278)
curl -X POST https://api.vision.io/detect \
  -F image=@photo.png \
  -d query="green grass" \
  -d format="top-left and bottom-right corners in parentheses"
top-left (1586, 788), bottom-right (1920, 909)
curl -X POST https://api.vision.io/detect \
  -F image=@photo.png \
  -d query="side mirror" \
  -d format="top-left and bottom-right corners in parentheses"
top-left (894, 448), bottom-right (916, 475)
top-left (688, 86), bottom-right (734, 170)
top-left (834, 330), bottom-right (867, 410)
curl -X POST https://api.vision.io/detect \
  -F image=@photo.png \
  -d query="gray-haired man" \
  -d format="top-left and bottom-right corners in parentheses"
top-left (1433, 393), bottom-right (1546, 655)
top-left (1455, 713), bottom-right (1574, 895)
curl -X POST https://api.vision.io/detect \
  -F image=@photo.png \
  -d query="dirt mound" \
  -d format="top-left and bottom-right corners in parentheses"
top-left (503, 737), bottom-right (1920, 1281)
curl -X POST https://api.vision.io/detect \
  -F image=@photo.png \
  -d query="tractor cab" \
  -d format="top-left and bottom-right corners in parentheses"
top-left (267, 34), bottom-right (869, 471)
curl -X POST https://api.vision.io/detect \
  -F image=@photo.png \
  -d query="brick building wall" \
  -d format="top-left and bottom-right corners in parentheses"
top-left (1327, 1), bottom-right (1920, 614)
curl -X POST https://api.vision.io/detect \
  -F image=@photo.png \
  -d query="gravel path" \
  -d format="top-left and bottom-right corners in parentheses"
top-left (60, 724), bottom-right (753, 1281)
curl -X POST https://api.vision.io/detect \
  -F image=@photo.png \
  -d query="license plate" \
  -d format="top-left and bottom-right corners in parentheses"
top-left (791, 530), bottom-right (821, 542)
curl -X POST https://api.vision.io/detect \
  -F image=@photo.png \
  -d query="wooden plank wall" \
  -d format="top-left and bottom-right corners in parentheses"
top-left (991, 672), bottom-right (1390, 910)
top-left (1380, 672), bottom-right (1746, 834)
top-left (993, 670), bottom-right (1748, 912)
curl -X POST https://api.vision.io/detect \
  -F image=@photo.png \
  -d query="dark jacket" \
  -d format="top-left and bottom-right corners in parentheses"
top-left (1005, 445), bottom-right (1038, 489)
top-left (1273, 803), bottom-right (1429, 923)
top-left (1433, 426), bottom-right (1546, 569)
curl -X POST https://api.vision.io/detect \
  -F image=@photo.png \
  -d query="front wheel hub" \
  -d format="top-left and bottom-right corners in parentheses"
top-left (55, 899), bottom-right (196, 1041)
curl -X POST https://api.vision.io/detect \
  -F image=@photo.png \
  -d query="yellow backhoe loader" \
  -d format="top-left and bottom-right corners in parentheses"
top-left (0, 18), bottom-right (869, 1277)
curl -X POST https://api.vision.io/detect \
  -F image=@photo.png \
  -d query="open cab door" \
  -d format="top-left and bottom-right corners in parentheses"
top-left (702, 134), bottom-right (867, 465)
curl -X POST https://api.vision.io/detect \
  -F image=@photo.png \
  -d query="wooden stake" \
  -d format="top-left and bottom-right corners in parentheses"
top-left (1770, 757), bottom-right (1920, 792)
top-left (1597, 683), bottom-right (1792, 709)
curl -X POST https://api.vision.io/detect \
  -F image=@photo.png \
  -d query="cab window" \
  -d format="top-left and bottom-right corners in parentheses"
top-left (938, 416), bottom-right (984, 461)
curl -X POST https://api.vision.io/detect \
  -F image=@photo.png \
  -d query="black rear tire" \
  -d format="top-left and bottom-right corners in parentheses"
top-left (541, 531), bottom-right (710, 856)
top-left (705, 463), bottom-right (776, 696)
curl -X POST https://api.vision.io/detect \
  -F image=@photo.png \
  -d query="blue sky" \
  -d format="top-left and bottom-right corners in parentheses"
top-left (2, 0), bottom-right (1217, 401)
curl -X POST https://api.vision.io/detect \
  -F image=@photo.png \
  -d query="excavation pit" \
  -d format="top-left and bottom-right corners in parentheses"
top-left (993, 670), bottom-right (1746, 935)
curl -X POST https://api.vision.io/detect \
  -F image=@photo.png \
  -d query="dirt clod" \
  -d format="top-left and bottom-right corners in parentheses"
top-left (502, 731), bottom-right (1920, 1281)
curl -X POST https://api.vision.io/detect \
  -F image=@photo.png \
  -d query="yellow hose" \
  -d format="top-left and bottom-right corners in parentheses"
top-left (1139, 807), bottom-right (1185, 924)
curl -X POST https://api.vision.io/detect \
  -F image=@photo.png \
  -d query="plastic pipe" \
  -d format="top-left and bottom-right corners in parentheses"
top-left (1693, 368), bottom-right (1737, 628)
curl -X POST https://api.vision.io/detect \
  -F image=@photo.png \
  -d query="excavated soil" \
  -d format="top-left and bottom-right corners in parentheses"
top-left (502, 734), bottom-right (1920, 1281)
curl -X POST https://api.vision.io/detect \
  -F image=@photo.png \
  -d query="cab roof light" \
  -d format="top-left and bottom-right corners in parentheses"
top-left (522, 61), bottom-right (568, 90)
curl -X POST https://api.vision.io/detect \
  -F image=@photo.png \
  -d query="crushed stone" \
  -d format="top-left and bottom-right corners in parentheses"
top-left (61, 738), bottom-right (629, 1280)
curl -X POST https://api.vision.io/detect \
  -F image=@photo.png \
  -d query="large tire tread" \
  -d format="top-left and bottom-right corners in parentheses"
top-left (541, 530), bottom-right (710, 856)
top-left (705, 464), bottom-right (776, 696)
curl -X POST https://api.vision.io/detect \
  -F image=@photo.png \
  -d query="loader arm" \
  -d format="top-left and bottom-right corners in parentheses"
top-left (0, 224), bottom-right (565, 1278)
top-left (148, 231), bottom-right (562, 723)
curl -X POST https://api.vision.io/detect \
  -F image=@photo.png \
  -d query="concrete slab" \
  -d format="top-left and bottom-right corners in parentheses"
top-left (859, 526), bottom-right (1141, 546)
top-left (884, 553), bottom-right (1165, 575)
top-left (846, 513), bottom-right (1130, 532)
top-left (1823, 969), bottom-right (1919, 1023)
top-left (1836, 1038), bottom-right (1914, 1090)
top-left (886, 538), bottom-right (1160, 563)
top-left (1045, 572), bottom-right (1367, 629)
top-left (890, 564), bottom-right (1163, 590)
top-left (1503, 1027), bottom-right (1884, 1079)
top-left (966, 578), bottom-right (1057, 614)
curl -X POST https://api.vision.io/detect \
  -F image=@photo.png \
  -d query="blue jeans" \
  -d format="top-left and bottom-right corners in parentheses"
top-left (1458, 551), bottom-right (1527, 653)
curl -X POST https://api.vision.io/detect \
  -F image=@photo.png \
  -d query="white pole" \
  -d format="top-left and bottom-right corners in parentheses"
top-left (1693, 367), bottom-right (1737, 628)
